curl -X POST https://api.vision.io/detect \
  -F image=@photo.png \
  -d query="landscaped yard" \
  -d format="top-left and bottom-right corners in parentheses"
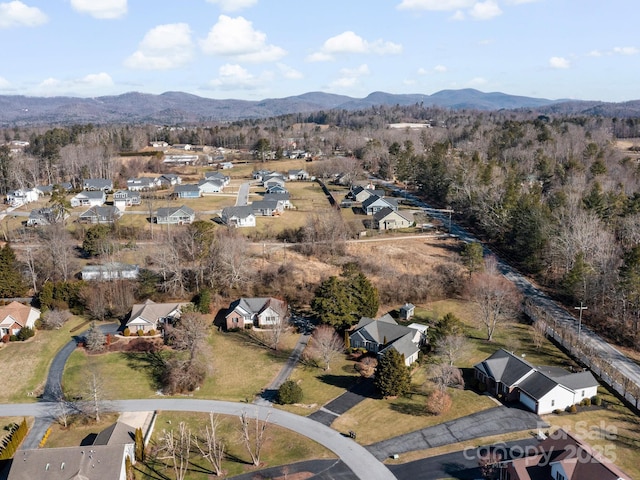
top-left (62, 328), bottom-right (295, 402)
top-left (0, 315), bottom-right (88, 403)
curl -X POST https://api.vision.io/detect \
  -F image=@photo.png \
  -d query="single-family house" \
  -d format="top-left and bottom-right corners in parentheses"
top-left (150, 140), bottom-right (169, 148)
top-left (157, 174), bottom-right (182, 187)
top-left (262, 175), bottom-right (286, 189)
top-left (81, 263), bottom-right (140, 281)
top-left (288, 169), bottom-right (310, 181)
top-left (34, 183), bottom-right (73, 196)
top-left (362, 195), bottom-right (398, 215)
top-left (251, 199), bottom-right (282, 216)
top-left (83, 178), bottom-right (113, 191)
top-left (155, 205), bottom-right (196, 225)
top-left (263, 192), bottom-right (293, 209)
top-left (70, 190), bottom-right (106, 207)
top-left (204, 171), bottom-right (230, 185)
top-left (127, 177), bottom-right (160, 191)
top-left (225, 297), bottom-right (288, 330)
top-left (198, 178), bottom-right (225, 194)
top-left (349, 315), bottom-right (427, 366)
top-left (172, 143), bottom-right (192, 151)
top-left (219, 161), bottom-right (233, 169)
top-left (26, 207), bottom-right (68, 226)
top-left (265, 184), bottom-right (288, 194)
top-left (7, 419), bottom-right (140, 480)
top-left (173, 184), bottom-right (201, 199)
top-left (221, 206), bottom-right (256, 227)
top-left (5, 188), bottom-right (38, 206)
top-left (113, 190), bottom-right (141, 210)
top-left (126, 299), bottom-right (188, 334)
top-left (0, 301), bottom-right (40, 338)
top-left (474, 349), bottom-right (600, 414)
top-left (500, 428), bottom-right (630, 480)
top-left (373, 207), bottom-right (414, 230)
top-left (399, 303), bottom-right (416, 320)
top-left (252, 169), bottom-right (271, 181)
top-left (78, 205), bottom-right (122, 224)
top-left (349, 185), bottom-right (385, 203)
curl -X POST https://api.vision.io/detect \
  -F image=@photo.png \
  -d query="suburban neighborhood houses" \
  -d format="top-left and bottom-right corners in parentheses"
top-left (1, 119), bottom-right (639, 480)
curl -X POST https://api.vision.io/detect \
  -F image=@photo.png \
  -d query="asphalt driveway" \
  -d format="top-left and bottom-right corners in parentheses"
top-left (367, 406), bottom-right (547, 460)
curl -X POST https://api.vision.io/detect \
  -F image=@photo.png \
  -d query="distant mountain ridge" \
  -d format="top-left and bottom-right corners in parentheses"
top-left (0, 89), bottom-right (637, 126)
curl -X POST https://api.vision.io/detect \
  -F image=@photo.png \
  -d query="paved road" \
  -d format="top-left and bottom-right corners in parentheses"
top-left (366, 406), bottom-right (546, 461)
top-left (255, 332), bottom-right (311, 405)
top-left (231, 459), bottom-right (356, 480)
top-left (2, 399), bottom-right (397, 480)
top-left (236, 182), bottom-right (250, 206)
top-left (388, 184), bottom-right (640, 394)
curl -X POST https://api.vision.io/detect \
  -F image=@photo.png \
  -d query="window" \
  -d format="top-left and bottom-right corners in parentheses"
top-left (582, 390), bottom-right (585, 397)
top-left (555, 472), bottom-right (565, 480)
top-left (551, 399), bottom-right (555, 407)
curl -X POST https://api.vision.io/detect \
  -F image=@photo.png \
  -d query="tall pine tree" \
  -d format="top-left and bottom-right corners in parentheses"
top-left (374, 349), bottom-right (411, 397)
top-left (0, 243), bottom-right (27, 298)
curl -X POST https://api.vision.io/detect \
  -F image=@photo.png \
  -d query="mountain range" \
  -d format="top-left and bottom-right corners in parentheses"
top-left (0, 89), bottom-right (638, 126)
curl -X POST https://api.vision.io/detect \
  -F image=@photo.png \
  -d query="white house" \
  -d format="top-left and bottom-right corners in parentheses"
top-left (221, 206), bottom-right (256, 228)
top-left (70, 191), bottom-right (106, 207)
top-left (127, 177), bottom-right (160, 191)
top-left (373, 207), bottom-right (414, 230)
top-left (81, 263), bottom-right (140, 281)
top-left (474, 349), bottom-right (600, 414)
top-left (113, 190), bottom-right (141, 210)
top-left (198, 178), bottom-right (225, 193)
top-left (5, 188), bottom-right (38, 206)
top-left (0, 302), bottom-right (40, 338)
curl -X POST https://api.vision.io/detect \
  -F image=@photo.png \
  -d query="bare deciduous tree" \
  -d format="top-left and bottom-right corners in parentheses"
top-left (239, 410), bottom-right (270, 467)
top-left (260, 317), bottom-right (289, 351)
top-left (167, 311), bottom-right (209, 363)
top-left (436, 333), bottom-right (467, 366)
top-left (429, 363), bottom-right (465, 392)
top-left (158, 421), bottom-right (192, 480)
top-left (84, 322), bottom-right (106, 353)
top-left (41, 309), bottom-right (72, 330)
top-left (307, 325), bottom-right (345, 371)
top-left (532, 319), bottom-right (548, 350)
top-left (466, 257), bottom-right (520, 341)
top-left (194, 412), bottom-right (225, 476)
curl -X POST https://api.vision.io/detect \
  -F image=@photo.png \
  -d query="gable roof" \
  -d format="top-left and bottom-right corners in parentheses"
top-left (174, 184), bottom-right (200, 193)
top-left (93, 421), bottom-right (136, 446)
top-left (227, 297), bottom-right (287, 319)
top-left (474, 348), bottom-right (535, 386)
top-left (128, 299), bottom-right (187, 326)
top-left (222, 206), bottom-right (255, 220)
top-left (373, 207), bottom-right (413, 222)
top-left (0, 302), bottom-right (39, 328)
top-left (156, 205), bottom-right (195, 218)
top-left (74, 190), bottom-right (105, 200)
top-left (362, 195), bottom-right (397, 209)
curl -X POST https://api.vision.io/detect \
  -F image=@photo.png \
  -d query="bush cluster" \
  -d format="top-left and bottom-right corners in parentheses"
top-left (277, 380), bottom-right (303, 404)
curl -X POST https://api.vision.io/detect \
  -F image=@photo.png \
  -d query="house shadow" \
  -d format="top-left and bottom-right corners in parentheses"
top-left (318, 373), bottom-right (359, 390)
top-left (212, 308), bottom-right (229, 330)
top-left (442, 462), bottom-right (482, 480)
top-left (389, 399), bottom-right (430, 417)
top-left (80, 433), bottom-right (97, 446)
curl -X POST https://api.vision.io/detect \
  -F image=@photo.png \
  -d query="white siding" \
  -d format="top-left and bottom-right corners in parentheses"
top-left (537, 385), bottom-right (576, 414)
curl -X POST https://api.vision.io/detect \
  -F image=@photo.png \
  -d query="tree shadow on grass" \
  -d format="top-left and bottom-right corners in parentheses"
top-left (123, 350), bottom-right (167, 390)
top-left (389, 399), bottom-right (431, 417)
top-left (318, 374), bottom-right (359, 390)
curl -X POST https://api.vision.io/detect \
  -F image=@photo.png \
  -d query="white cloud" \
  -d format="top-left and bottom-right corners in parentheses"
top-left (0, 1), bottom-right (47, 28)
top-left (70, 0), bottom-right (127, 19)
top-left (434, 64), bottom-right (447, 73)
top-left (469, 0), bottom-right (502, 20)
top-left (417, 67), bottom-right (428, 75)
top-left (209, 63), bottom-right (272, 90)
top-left (200, 15), bottom-right (286, 63)
top-left (124, 23), bottom-right (193, 70)
top-left (0, 76), bottom-right (10, 88)
top-left (33, 72), bottom-right (114, 96)
top-left (277, 63), bottom-right (303, 80)
top-left (308, 31), bottom-right (402, 62)
top-left (397, 0), bottom-right (475, 11)
top-left (588, 50), bottom-right (602, 57)
top-left (329, 64), bottom-right (370, 89)
top-left (549, 56), bottom-right (570, 69)
top-left (451, 10), bottom-right (465, 20)
top-left (613, 46), bottom-right (638, 55)
top-left (468, 77), bottom-right (488, 86)
top-left (206, 0), bottom-right (257, 12)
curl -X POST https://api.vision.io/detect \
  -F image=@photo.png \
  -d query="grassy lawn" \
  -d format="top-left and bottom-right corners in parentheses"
top-left (331, 386), bottom-right (497, 445)
top-left (0, 315), bottom-right (87, 403)
top-left (42, 413), bottom-right (120, 449)
top-left (278, 354), bottom-right (361, 416)
top-left (62, 328), bottom-right (292, 402)
top-left (137, 411), bottom-right (335, 479)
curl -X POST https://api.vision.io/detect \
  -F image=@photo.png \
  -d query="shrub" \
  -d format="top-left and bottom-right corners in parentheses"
top-left (581, 397), bottom-right (591, 406)
top-left (277, 380), bottom-right (303, 405)
top-left (552, 409), bottom-right (562, 415)
top-left (137, 330), bottom-right (144, 336)
top-left (123, 327), bottom-right (130, 337)
top-left (592, 395), bottom-right (602, 406)
top-left (425, 390), bottom-right (452, 416)
top-left (147, 329), bottom-right (156, 336)
top-left (1, 334), bottom-right (9, 343)
top-left (9, 335), bottom-right (17, 342)
top-left (16, 327), bottom-right (35, 341)
top-left (567, 404), bottom-right (578, 413)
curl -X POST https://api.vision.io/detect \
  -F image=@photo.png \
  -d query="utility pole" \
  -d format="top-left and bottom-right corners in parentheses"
top-left (575, 302), bottom-right (587, 342)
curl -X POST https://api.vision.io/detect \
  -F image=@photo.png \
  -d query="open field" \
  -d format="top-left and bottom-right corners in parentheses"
top-left (0, 315), bottom-right (87, 403)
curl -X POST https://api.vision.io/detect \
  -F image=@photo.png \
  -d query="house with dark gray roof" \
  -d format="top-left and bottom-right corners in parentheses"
top-left (155, 205), bottom-right (195, 224)
top-left (474, 349), bottom-right (599, 414)
top-left (361, 195), bottom-right (398, 215)
top-left (373, 207), bottom-right (413, 230)
top-left (173, 184), bottom-right (201, 198)
top-left (251, 199), bottom-right (282, 216)
top-left (78, 205), bottom-right (122, 224)
top-left (226, 297), bottom-right (288, 330)
top-left (349, 314), bottom-right (427, 366)
top-left (221, 206), bottom-right (256, 227)
top-left (348, 185), bottom-right (385, 203)
top-left (83, 178), bottom-right (113, 191)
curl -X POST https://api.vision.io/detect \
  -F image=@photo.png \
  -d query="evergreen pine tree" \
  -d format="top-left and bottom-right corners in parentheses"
top-left (0, 243), bottom-right (27, 298)
top-left (374, 349), bottom-right (411, 397)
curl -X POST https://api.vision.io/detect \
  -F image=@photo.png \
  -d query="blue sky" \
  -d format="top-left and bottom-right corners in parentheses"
top-left (0, 0), bottom-right (638, 102)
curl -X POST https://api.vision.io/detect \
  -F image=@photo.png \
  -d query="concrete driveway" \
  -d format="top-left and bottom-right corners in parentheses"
top-left (367, 406), bottom-right (547, 460)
